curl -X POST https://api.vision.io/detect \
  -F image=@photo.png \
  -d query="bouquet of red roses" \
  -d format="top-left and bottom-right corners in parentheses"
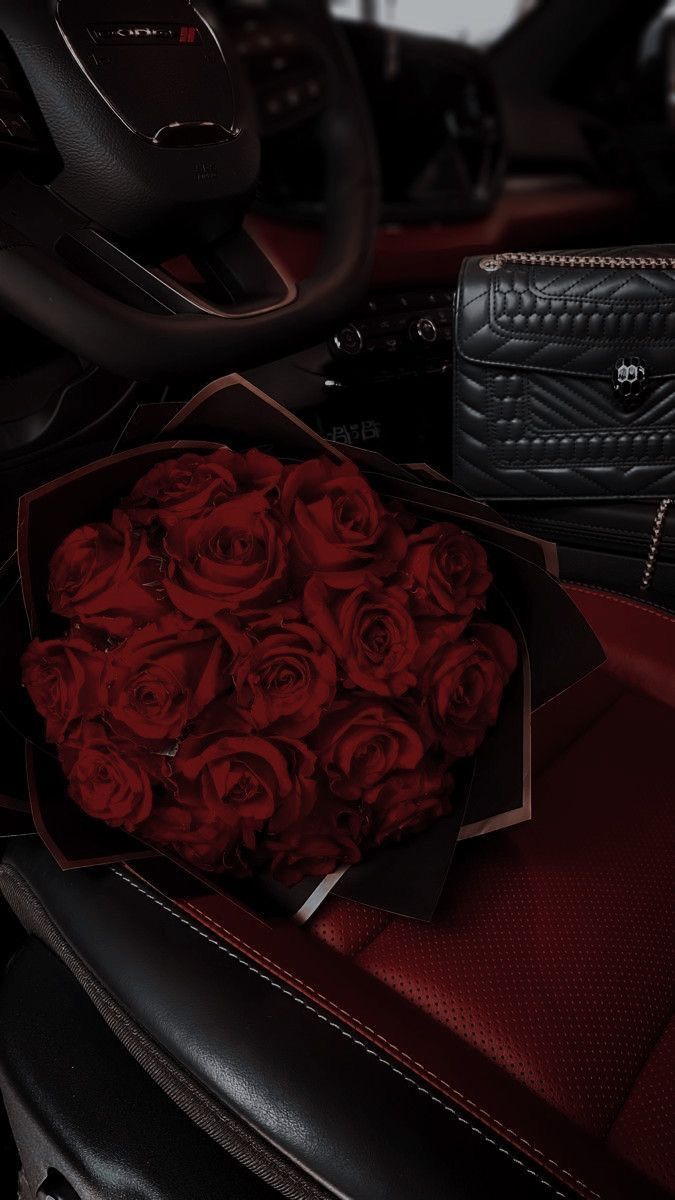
top-left (20, 446), bottom-right (517, 890)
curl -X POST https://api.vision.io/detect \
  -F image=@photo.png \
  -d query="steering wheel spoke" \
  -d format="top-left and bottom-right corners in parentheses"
top-left (53, 223), bottom-right (297, 320)
top-left (194, 225), bottom-right (297, 313)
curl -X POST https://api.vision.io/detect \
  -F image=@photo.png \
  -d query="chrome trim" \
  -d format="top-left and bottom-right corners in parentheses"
top-left (67, 228), bottom-right (298, 319)
top-left (152, 120), bottom-right (233, 146)
top-left (480, 251), bottom-right (675, 271)
top-left (641, 500), bottom-right (673, 592)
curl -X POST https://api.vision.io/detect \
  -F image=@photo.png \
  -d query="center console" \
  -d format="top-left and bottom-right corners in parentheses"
top-left (286, 286), bottom-right (456, 472)
top-left (329, 286), bottom-right (454, 372)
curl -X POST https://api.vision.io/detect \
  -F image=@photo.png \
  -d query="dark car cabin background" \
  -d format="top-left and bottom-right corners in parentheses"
top-left (0, 0), bottom-right (674, 1192)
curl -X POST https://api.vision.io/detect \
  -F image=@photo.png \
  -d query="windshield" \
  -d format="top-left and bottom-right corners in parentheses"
top-left (330, 0), bottom-right (540, 46)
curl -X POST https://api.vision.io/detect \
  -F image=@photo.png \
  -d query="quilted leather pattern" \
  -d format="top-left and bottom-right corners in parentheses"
top-left (453, 253), bottom-right (675, 498)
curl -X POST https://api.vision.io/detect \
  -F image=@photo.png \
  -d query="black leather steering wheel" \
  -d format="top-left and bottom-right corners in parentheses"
top-left (0, 1), bottom-right (379, 379)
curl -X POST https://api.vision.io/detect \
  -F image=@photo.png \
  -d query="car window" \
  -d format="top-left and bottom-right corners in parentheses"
top-left (330, 0), bottom-right (541, 46)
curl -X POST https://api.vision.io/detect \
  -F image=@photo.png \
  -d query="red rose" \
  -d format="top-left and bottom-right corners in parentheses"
top-left (125, 448), bottom-right (283, 528)
top-left (59, 722), bottom-right (165, 831)
top-left (401, 523), bottom-right (492, 627)
top-left (305, 578), bottom-right (419, 697)
top-left (174, 706), bottom-right (317, 854)
top-left (49, 510), bottom-right (170, 636)
top-left (139, 799), bottom-right (241, 874)
top-left (164, 491), bottom-right (290, 620)
top-left (417, 621), bottom-right (518, 757)
top-left (281, 457), bottom-right (406, 587)
top-left (313, 699), bottom-right (425, 801)
top-left (21, 636), bottom-right (105, 743)
top-left (264, 798), bottom-right (362, 887)
top-left (103, 615), bottom-right (244, 744)
top-left (233, 618), bottom-right (336, 738)
top-left (364, 763), bottom-right (454, 848)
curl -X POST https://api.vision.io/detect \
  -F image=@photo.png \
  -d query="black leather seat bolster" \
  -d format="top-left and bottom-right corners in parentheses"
top-left (0, 841), bottom-right (639, 1200)
top-left (0, 939), bottom-right (278, 1200)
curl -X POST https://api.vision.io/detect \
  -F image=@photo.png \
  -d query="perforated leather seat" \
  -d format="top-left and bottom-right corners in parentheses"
top-left (1, 586), bottom-right (672, 1200)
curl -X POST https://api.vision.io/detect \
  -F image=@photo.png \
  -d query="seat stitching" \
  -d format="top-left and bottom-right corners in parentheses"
top-left (171, 905), bottom-right (598, 1200)
top-left (567, 585), bottom-right (675, 626)
top-left (111, 869), bottom-right (599, 1199)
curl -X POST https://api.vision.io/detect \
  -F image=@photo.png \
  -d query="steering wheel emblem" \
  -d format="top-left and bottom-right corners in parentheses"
top-left (613, 356), bottom-right (647, 410)
top-left (89, 24), bottom-right (199, 46)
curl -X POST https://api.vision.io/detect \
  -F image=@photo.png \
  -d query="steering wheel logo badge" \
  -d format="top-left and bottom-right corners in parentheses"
top-left (89, 24), bottom-right (200, 46)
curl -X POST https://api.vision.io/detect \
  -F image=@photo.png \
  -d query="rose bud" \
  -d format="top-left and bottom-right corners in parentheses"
top-left (363, 763), bottom-right (454, 848)
top-left (164, 490), bottom-right (290, 620)
top-left (416, 620), bottom-right (518, 758)
top-left (233, 619), bottom-right (337, 738)
top-left (263, 798), bottom-right (362, 888)
top-left (125, 448), bottom-right (283, 528)
top-left (175, 705), bottom-right (317, 853)
top-left (48, 510), bottom-right (170, 637)
top-left (59, 722), bottom-right (167, 832)
top-left (103, 615), bottom-right (245, 745)
top-left (304, 578), bottom-right (419, 697)
top-left (313, 699), bottom-right (425, 802)
top-left (401, 523), bottom-right (492, 629)
top-left (281, 457), bottom-right (407, 588)
top-left (21, 636), bottom-right (105, 743)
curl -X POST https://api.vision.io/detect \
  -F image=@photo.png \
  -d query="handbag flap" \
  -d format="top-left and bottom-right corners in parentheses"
top-left (456, 251), bottom-right (675, 381)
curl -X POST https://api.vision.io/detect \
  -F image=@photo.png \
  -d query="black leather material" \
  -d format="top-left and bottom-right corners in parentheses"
top-left (0, 220), bottom-right (29, 252)
top-left (498, 500), bottom-right (675, 607)
top-left (0, 839), bottom-right (578, 1200)
top-left (453, 251), bottom-right (675, 499)
top-left (0, 939), bottom-right (278, 1200)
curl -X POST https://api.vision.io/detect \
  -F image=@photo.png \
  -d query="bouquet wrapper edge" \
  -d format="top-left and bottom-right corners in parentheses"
top-left (6, 374), bottom-right (603, 922)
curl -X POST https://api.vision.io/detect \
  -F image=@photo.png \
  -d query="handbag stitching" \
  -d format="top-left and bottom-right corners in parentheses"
top-left (475, 362), bottom-right (675, 470)
top-left (457, 276), bottom-right (675, 370)
top-left (513, 517), bottom-right (675, 547)
top-left (492, 375), bottom-right (675, 466)
top-left (507, 266), bottom-right (675, 305)
top-left (488, 303), bottom-right (675, 351)
top-left (452, 337), bottom-right (675, 493)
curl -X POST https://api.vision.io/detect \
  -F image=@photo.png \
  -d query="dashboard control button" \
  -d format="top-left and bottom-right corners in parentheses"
top-left (333, 324), bottom-right (364, 356)
top-left (411, 316), bottom-right (438, 345)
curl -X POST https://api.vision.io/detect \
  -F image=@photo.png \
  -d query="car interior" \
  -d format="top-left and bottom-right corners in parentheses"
top-left (0, 1), bottom-right (672, 1198)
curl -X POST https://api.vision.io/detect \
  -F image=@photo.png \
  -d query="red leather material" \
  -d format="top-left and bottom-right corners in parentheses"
top-left (567, 588), bottom-right (675, 710)
top-left (170, 587), bottom-right (674, 1198)
top-left (607, 1018), bottom-right (675, 1193)
top-left (349, 689), bottom-right (672, 1135)
top-left (246, 189), bottom-right (637, 288)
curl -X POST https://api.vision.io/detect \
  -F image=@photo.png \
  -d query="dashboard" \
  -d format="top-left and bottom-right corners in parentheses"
top-left (229, 11), bottom-right (504, 225)
top-left (341, 25), bottom-right (504, 223)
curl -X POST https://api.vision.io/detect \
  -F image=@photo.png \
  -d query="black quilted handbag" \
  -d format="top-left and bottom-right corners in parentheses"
top-left (453, 248), bottom-right (675, 500)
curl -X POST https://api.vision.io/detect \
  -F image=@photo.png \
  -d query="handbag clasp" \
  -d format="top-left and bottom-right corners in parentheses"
top-left (613, 356), bottom-right (647, 411)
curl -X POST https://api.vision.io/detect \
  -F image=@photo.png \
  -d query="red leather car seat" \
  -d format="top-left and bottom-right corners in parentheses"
top-left (1, 586), bottom-right (672, 1200)
top-left (186, 586), bottom-right (675, 1197)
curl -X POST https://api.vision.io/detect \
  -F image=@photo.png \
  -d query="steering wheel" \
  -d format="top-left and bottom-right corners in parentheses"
top-left (0, 1), bottom-right (378, 379)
